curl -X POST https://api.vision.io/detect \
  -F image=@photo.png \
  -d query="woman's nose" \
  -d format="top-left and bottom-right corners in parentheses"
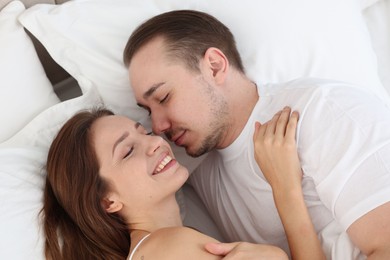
top-left (146, 135), bottom-right (164, 155)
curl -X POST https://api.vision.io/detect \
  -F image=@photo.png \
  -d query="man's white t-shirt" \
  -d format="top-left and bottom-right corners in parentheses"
top-left (189, 78), bottom-right (390, 258)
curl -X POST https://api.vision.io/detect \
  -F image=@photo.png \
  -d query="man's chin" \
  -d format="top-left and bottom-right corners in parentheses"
top-left (185, 145), bottom-right (210, 158)
top-left (184, 147), bottom-right (197, 158)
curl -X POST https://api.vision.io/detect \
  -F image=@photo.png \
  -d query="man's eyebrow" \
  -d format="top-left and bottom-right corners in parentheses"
top-left (143, 82), bottom-right (165, 100)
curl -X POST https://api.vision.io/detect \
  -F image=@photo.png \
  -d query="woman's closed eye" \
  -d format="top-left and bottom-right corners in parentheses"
top-left (159, 93), bottom-right (169, 104)
top-left (123, 147), bottom-right (134, 159)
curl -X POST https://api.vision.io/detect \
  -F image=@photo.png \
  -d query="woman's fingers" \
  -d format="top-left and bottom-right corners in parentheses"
top-left (264, 110), bottom-right (282, 137)
top-left (253, 121), bottom-right (260, 137)
top-left (253, 107), bottom-right (301, 190)
top-left (254, 107), bottom-right (299, 144)
top-left (275, 107), bottom-right (291, 138)
top-left (286, 110), bottom-right (299, 141)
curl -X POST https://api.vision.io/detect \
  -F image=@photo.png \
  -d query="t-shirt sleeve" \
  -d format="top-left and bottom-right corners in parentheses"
top-left (297, 84), bottom-right (390, 230)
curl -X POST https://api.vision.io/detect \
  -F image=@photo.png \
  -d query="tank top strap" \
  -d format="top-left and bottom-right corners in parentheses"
top-left (128, 233), bottom-right (151, 260)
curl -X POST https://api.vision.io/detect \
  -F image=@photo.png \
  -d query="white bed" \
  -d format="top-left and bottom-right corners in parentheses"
top-left (0, 0), bottom-right (389, 259)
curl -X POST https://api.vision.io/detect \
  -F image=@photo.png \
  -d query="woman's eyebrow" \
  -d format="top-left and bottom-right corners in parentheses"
top-left (112, 131), bottom-right (129, 156)
top-left (112, 122), bottom-right (140, 156)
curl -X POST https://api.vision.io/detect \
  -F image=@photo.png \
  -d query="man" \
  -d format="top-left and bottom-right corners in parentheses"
top-left (123, 10), bottom-right (390, 259)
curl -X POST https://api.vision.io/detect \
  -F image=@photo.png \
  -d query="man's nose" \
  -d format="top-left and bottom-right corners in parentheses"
top-left (151, 111), bottom-right (171, 135)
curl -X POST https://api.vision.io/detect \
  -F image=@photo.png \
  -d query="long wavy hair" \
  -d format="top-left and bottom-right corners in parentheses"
top-left (42, 108), bottom-right (130, 260)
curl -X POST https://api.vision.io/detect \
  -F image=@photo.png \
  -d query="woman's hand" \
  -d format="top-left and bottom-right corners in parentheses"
top-left (253, 106), bottom-right (302, 192)
top-left (253, 107), bottom-right (326, 260)
top-left (205, 241), bottom-right (288, 260)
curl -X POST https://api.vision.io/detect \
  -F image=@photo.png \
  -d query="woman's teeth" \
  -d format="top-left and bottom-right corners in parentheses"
top-left (155, 155), bottom-right (173, 174)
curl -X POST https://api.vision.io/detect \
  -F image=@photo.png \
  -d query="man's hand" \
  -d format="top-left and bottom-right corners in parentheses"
top-left (205, 242), bottom-right (288, 260)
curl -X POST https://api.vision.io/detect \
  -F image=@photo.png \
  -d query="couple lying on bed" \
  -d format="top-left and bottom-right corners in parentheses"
top-left (42, 10), bottom-right (390, 260)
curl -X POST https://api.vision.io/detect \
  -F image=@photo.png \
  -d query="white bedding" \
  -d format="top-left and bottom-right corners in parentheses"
top-left (0, 0), bottom-right (389, 259)
top-left (363, 0), bottom-right (390, 94)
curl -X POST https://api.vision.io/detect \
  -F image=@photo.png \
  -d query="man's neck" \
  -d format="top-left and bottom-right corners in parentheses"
top-left (217, 79), bottom-right (259, 149)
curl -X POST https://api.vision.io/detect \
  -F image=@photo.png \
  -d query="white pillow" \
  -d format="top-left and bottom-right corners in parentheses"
top-left (363, 0), bottom-right (390, 96)
top-left (0, 85), bottom-right (102, 260)
top-left (359, 0), bottom-right (382, 9)
top-left (0, 1), bottom-right (60, 143)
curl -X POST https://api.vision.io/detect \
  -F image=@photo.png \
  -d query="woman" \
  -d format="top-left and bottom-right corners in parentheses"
top-left (42, 107), bottom-right (324, 259)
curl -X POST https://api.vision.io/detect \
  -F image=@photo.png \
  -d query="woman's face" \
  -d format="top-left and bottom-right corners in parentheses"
top-left (91, 115), bottom-right (189, 211)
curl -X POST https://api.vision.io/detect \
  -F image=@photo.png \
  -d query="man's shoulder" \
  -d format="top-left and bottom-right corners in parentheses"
top-left (263, 77), bottom-right (345, 91)
top-left (264, 77), bottom-right (375, 95)
top-left (261, 77), bottom-right (382, 105)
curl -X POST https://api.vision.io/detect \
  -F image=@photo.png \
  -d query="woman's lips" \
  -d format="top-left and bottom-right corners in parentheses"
top-left (153, 155), bottom-right (175, 175)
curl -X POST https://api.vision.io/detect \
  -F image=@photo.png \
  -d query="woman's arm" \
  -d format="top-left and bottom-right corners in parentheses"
top-left (144, 227), bottom-right (287, 260)
top-left (205, 241), bottom-right (288, 259)
top-left (253, 106), bottom-right (325, 260)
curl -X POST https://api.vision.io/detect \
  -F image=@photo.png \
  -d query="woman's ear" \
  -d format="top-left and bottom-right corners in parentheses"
top-left (101, 197), bottom-right (123, 213)
top-left (203, 47), bottom-right (229, 85)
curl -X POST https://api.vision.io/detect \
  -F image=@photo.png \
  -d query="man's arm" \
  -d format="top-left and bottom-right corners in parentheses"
top-left (347, 202), bottom-right (390, 259)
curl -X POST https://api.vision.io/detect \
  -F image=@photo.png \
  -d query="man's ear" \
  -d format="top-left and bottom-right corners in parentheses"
top-left (203, 47), bottom-right (229, 85)
top-left (101, 196), bottom-right (123, 213)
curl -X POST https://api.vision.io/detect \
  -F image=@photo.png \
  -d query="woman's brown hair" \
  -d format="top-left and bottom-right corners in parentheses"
top-left (123, 10), bottom-right (244, 74)
top-left (42, 108), bottom-right (130, 260)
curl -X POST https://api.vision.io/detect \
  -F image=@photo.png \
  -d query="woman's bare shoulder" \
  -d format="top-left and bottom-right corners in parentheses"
top-left (131, 226), bottom-right (222, 260)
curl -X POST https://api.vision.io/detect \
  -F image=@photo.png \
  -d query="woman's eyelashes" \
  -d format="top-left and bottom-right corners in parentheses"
top-left (121, 130), bottom-right (151, 159)
top-left (159, 93), bottom-right (169, 104)
top-left (123, 147), bottom-right (134, 159)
